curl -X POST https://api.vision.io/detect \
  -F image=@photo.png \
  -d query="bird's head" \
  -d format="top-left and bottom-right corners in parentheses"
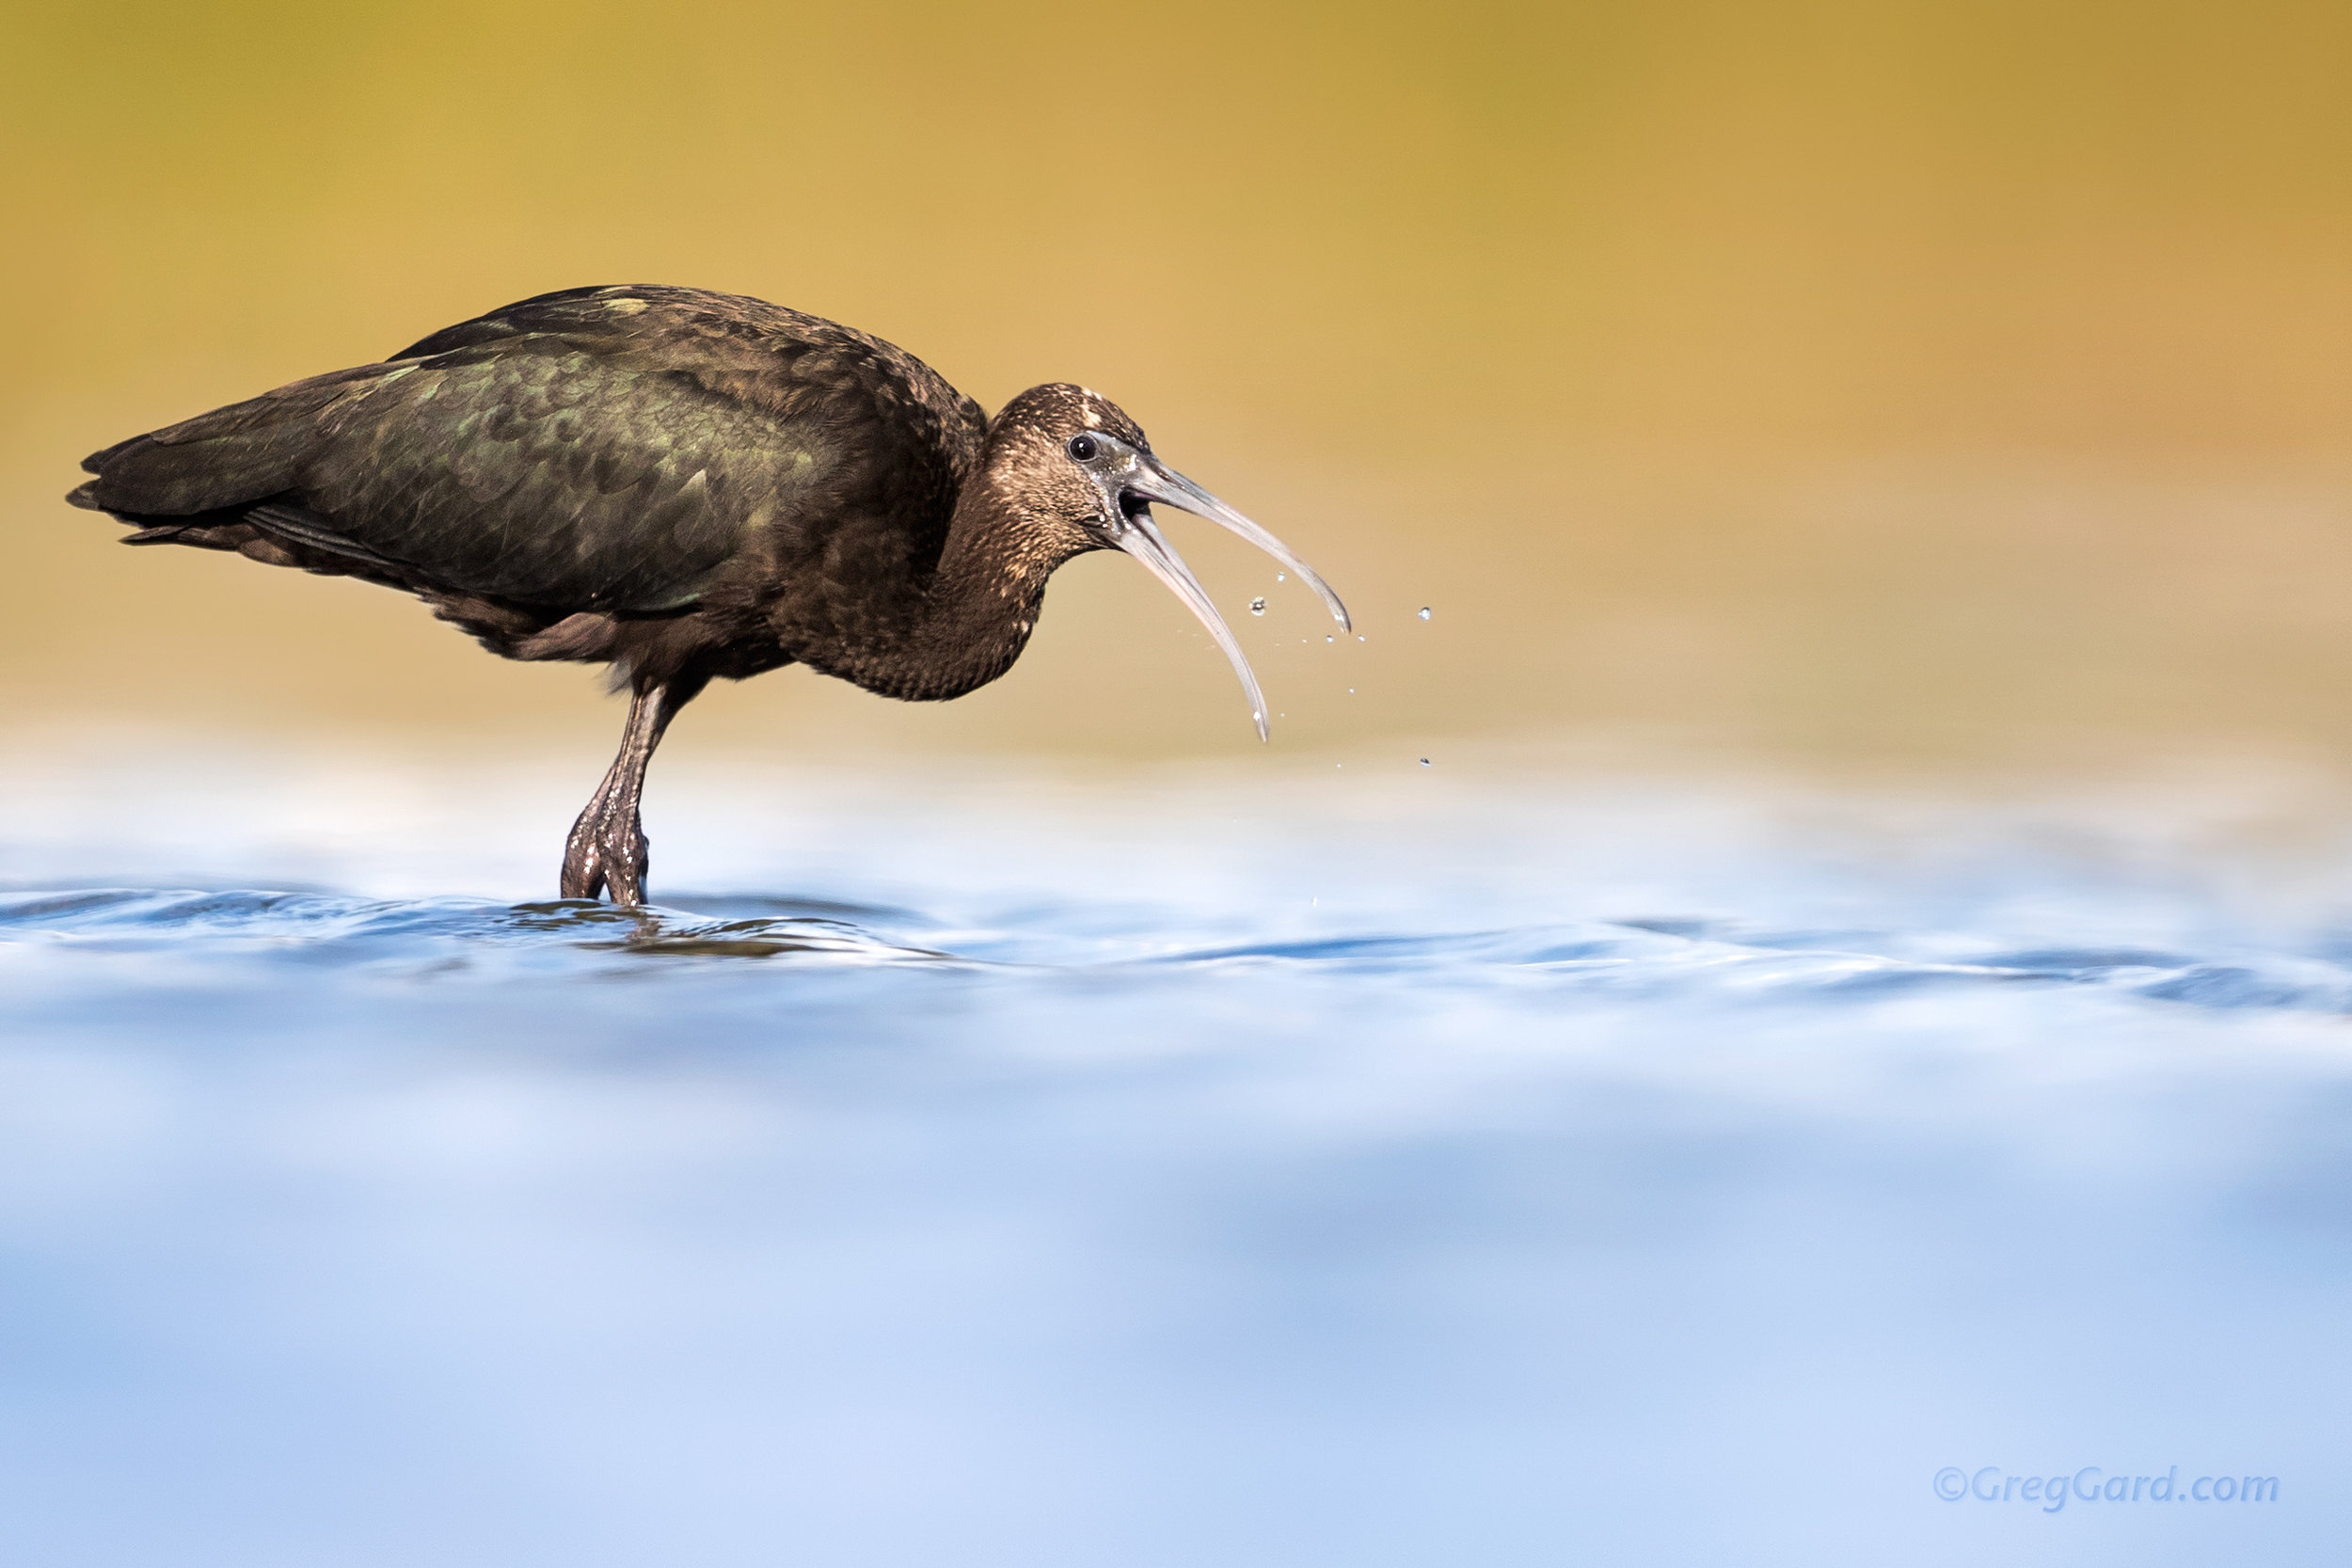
top-left (987, 383), bottom-right (1350, 739)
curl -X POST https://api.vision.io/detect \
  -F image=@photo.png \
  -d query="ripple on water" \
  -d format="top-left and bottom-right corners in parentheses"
top-left (0, 888), bottom-right (959, 976)
top-left (5, 884), bottom-right (2349, 1015)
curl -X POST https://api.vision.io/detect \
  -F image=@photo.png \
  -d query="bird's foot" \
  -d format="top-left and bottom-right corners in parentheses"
top-left (561, 806), bottom-right (651, 908)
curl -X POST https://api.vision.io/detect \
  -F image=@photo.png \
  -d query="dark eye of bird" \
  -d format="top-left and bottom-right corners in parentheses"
top-left (1068, 435), bottom-right (1098, 461)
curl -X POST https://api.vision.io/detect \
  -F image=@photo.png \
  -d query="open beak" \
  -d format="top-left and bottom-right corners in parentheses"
top-left (1110, 458), bottom-right (1351, 742)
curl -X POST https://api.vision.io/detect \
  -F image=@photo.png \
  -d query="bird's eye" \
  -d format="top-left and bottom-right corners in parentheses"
top-left (1067, 435), bottom-right (1098, 461)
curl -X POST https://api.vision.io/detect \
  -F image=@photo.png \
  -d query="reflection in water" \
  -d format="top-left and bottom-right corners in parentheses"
top-left (2, 743), bottom-right (2350, 1567)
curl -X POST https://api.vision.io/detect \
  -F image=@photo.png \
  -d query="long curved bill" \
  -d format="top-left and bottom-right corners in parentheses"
top-left (1125, 460), bottom-right (1352, 632)
top-left (1113, 460), bottom-right (1350, 742)
top-left (1111, 509), bottom-right (1271, 739)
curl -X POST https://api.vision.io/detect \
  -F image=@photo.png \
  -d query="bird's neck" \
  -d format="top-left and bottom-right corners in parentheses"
top-left (865, 473), bottom-right (1065, 702)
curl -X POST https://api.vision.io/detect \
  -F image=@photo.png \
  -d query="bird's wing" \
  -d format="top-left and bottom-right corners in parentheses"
top-left (289, 341), bottom-right (832, 611)
top-left (76, 287), bottom-right (983, 614)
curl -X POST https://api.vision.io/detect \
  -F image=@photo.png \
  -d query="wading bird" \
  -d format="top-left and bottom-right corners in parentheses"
top-left (69, 285), bottom-right (1347, 906)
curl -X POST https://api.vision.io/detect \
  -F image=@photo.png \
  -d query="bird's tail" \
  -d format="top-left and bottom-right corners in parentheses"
top-left (67, 362), bottom-right (389, 523)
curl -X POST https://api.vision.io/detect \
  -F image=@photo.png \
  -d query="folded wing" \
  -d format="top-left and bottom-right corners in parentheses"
top-left (72, 290), bottom-right (856, 614)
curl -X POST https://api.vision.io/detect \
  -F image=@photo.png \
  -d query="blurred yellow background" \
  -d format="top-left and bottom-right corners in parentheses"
top-left (5, 0), bottom-right (2348, 767)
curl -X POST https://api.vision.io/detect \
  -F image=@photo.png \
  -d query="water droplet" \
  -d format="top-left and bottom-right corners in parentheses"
top-left (1276, 571), bottom-right (1287, 582)
top-left (1347, 688), bottom-right (1355, 694)
top-left (1357, 635), bottom-right (1365, 642)
top-left (1417, 606), bottom-right (1432, 621)
top-left (1419, 757), bottom-right (1431, 766)
top-left (1248, 597), bottom-right (1266, 615)
top-left (1326, 635), bottom-right (1335, 644)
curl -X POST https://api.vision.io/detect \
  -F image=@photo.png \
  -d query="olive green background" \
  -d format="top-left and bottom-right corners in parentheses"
top-left (5, 0), bottom-right (2348, 768)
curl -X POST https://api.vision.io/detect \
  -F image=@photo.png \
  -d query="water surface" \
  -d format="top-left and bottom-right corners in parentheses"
top-left (3, 742), bottom-right (2348, 1566)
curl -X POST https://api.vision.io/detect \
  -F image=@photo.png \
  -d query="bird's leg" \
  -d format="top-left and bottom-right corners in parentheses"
top-left (560, 678), bottom-right (698, 908)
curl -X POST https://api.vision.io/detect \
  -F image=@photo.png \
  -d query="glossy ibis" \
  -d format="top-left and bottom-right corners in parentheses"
top-left (68, 285), bottom-right (1348, 907)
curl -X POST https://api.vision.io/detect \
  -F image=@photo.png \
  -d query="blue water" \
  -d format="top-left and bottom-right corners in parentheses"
top-left (2, 742), bottom-right (2348, 1565)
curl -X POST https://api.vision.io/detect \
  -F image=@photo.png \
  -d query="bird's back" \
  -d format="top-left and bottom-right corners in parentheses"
top-left (72, 286), bottom-right (989, 617)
